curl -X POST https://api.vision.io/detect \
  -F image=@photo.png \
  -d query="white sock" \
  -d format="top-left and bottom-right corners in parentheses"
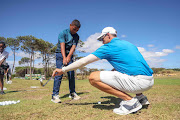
top-left (136, 94), bottom-right (144, 99)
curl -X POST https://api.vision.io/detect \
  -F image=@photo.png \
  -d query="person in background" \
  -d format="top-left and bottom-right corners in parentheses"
top-left (0, 41), bottom-right (9, 95)
top-left (5, 64), bottom-right (12, 84)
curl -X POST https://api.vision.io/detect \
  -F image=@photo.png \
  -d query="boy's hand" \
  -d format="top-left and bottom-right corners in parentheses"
top-left (63, 58), bottom-right (67, 65)
top-left (66, 56), bottom-right (71, 63)
top-left (52, 68), bottom-right (64, 77)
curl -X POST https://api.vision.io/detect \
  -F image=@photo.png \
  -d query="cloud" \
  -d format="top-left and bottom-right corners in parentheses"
top-left (86, 59), bottom-right (113, 70)
top-left (147, 44), bottom-right (154, 47)
top-left (175, 45), bottom-right (180, 49)
top-left (121, 35), bottom-right (127, 38)
top-left (9, 51), bottom-right (30, 58)
top-left (9, 51), bottom-right (44, 60)
top-left (78, 33), bottom-right (175, 69)
top-left (6, 60), bottom-right (19, 66)
top-left (77, 33), bottom-right (103, 53)
top-left (137, 47), bottom-right (174, 67)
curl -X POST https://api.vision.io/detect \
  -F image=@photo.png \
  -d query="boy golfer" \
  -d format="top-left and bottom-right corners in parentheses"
top-left (51, 19), bottom-right (81, 103)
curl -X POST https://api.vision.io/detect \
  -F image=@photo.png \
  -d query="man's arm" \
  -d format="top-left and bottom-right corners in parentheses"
top-left (67, 45), bottom-right (76, 63)
top-left (0, 58), bottom-right (6, 66)
top-left (60, 42), bottom-right (67, 65)
top-left (52, 54), bottom-right (100, 76)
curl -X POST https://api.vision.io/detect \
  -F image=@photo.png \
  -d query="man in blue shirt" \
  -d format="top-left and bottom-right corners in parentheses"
top-left (51, 19), bottom-right (81, 103)
top-left (52, 27), bottom-right (154, 115)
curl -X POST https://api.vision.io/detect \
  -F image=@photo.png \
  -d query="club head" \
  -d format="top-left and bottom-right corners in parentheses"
top-left (39, 78), bottom-right (44, 86)
top-left (40, 81), bottom-right (44, 86)
top-left (70, 93), bottom-right (75, 99)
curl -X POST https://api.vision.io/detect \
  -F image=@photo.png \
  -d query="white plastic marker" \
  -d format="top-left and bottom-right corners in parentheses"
top-left (0, 100), bottom-right (20, 106)
top-left (3, 87), bottom-right (7, 90)
top-left (30, 86), bottom-right (39, 88)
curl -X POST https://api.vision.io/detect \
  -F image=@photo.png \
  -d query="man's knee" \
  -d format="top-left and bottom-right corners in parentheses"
top-left (89, 71), bottom-right (100, 86)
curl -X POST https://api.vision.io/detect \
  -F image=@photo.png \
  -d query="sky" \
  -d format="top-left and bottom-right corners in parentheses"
top-left (0, 0), bottom-right (180, 71)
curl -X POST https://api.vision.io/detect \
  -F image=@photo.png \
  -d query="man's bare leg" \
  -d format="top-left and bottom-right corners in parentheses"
top-left (89, 71), bottom-right (132, 100)
top-left (136, 93), bottom-right (143, 96)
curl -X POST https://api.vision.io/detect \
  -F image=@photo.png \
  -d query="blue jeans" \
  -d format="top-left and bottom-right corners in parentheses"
top-left (52, 53), bottom-right (76, 97)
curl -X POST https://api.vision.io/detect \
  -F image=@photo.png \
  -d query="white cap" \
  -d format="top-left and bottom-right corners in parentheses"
top-left (97, 27), bottom-right (117, 41)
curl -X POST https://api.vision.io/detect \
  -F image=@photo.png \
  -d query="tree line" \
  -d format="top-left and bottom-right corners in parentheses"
top-left (0, 35), bottom-right (56, 80)
top-left (151, 68), bottom-right (180, 74)
top-left (1, 36), bottom-right (104, 80)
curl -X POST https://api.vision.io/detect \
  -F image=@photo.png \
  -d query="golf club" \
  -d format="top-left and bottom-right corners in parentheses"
top-left (40, 76), bottom-right (53, 87)
top-left (39, 64), bottom-right (66, 87)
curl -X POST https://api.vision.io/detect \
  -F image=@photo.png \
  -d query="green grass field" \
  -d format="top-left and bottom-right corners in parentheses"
top-left (1, 76), bottom-right (180, 120)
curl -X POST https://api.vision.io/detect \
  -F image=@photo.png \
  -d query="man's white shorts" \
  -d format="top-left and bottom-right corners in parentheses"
top-left (100, 71), bottom-right (154, 94)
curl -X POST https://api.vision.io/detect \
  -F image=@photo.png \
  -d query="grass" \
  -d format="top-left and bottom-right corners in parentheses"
top-left (0, 75), bottom-right (180, 120)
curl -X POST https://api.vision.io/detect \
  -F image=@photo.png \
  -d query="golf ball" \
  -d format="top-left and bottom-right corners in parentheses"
top-left (98, 101), bottom-right (101, 104)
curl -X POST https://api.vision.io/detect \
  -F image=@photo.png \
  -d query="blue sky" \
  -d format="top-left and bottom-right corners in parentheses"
top-left (0, 0), bottom-right (180, 70)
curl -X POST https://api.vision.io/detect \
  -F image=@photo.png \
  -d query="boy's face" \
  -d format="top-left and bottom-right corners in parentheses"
top-left (70, 24), bottom-right (79, 35)
top-left (0, 43), bottom-right (5, 53)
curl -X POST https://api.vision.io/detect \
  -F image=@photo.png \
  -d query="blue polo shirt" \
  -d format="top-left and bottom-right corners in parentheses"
top-left (92, 38), bottom-right (153, 76)
top-left (56, 28), bottom-right (79, 53)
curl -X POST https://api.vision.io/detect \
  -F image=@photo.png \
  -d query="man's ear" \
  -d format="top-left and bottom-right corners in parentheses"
top-left (107, 33), bottom-right (111, 39)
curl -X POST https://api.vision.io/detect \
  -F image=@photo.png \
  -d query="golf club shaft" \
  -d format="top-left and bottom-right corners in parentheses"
top-left (43, 76), bottom-right (53, 86)
top-left (40, 64), bottom-right (66, 87)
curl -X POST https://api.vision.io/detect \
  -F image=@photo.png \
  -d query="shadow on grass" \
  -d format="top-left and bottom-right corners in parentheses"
top-left (5, 90), bottom-right (37, 93)
top-left (65, 96), bottom-right (123, 110)
top-left (60, 92), bottom-right (89, 99)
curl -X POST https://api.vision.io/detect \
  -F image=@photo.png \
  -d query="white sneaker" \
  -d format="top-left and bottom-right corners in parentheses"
top-left (69, 92), bottom-right (81, 100)
top-left (136, 95), bottom-right (150, 108)
top-left (136, 95), bottom-right (150, 105)
top-left (51, 95), bottom-right (61, 103)
top-left (113, 98), bottom-right (142, 115)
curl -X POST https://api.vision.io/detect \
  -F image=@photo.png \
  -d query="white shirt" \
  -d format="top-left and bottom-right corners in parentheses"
top-left (0, 51), bottom-right (9, 64)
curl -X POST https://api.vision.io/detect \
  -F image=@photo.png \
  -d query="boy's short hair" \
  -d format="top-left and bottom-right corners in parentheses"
top-left (71, 19), bottom-right (81, 28)
top-left (0, 41), bottom-right (6, 47)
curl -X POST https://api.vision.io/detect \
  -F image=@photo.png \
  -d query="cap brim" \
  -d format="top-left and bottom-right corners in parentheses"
top-left (97, 33), bottom-right (104, 41)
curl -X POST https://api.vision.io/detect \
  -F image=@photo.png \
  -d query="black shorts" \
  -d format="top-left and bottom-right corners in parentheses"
top-left (0, 66), bottom-right (4, 75)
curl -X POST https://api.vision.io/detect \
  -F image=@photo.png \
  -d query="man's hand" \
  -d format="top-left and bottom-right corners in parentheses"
top-left (52, 68), bottom-right (64, 77)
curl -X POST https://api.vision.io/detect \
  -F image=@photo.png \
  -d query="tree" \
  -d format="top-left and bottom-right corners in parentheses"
top-left (73, 40), bottom-right (85, 80)
top-left (37, 39), bottom-right (55, 79)
top-left (0, 37), bottom-right (6, 43)
top-left (18, 35), bottom-right (39, 80)
top-left (79, 67), bottom-right (88, 80)
top-left (89, 68), bottom-right (99, 74)
top-left (44, 41), bottom-right (54, 78)
top-left (6, 38), bottom-right (20, 73)
top-left (15, 67), bottom-right (27, 77)
top-left (151, 68), bottom-right (165, 74)
top-left (19, 57), bottom-right (30, 74)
